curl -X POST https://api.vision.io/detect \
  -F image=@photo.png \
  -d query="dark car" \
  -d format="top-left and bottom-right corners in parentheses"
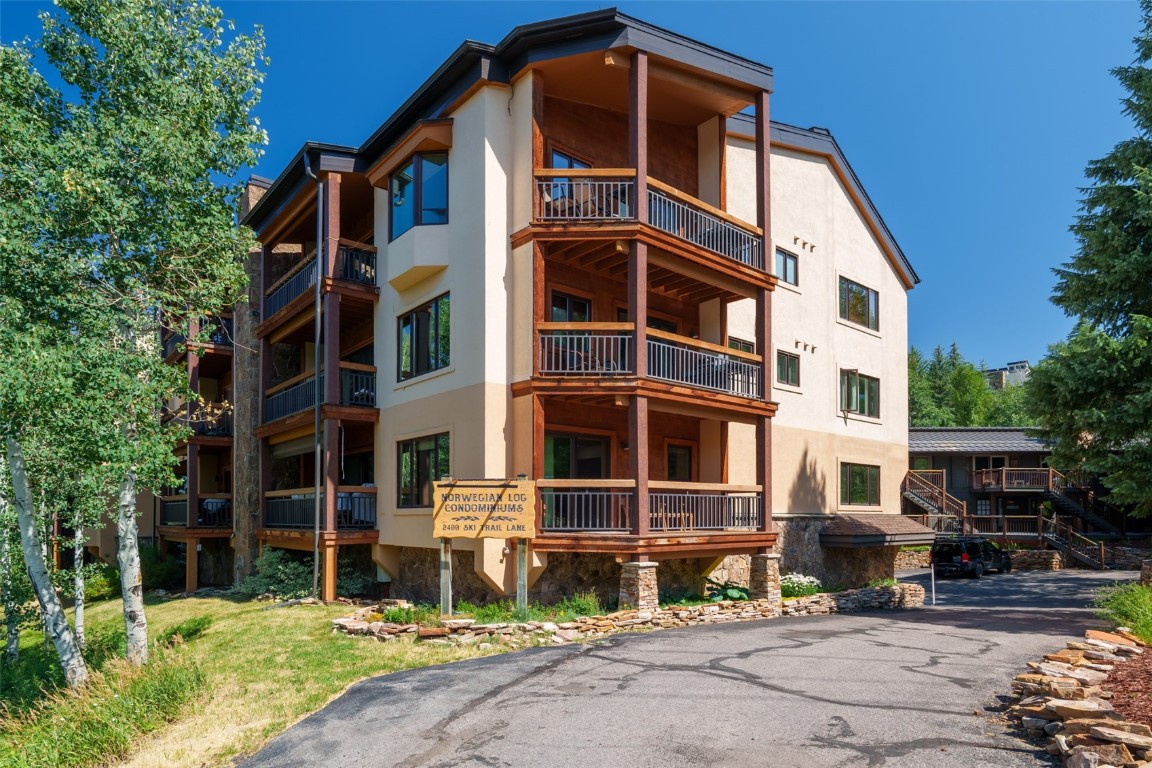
top-left (930, 536), bottom-right (1012, 578)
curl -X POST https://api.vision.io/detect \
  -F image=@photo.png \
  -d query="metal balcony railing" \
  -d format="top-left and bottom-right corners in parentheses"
top-left (196, 497), bottom-right (232, 527)
top-left (647, 337), bottom-right (761, 398)
top-left (337, 247), bottom-right (377, 287)
top-left (161, 499), bottom-right (188, 526)
top-left (264, 489), bottom-right (376, 530)
top-left (534, 173), bottom-right (634, 221)
top-left (648, 492), bottom-right (762, 531)
top-left (340, 369), bottom-right (376, 407)
top-left (265, 259), bottom-right (317, 318)
top-left (647, 186), bottom-right (763, 270)
top-left (539, 487), bottom-right (632, 532)
top-left (265, 374), bottom-right (322, 422)
top-left (537, 325), bottom-right (633, 376)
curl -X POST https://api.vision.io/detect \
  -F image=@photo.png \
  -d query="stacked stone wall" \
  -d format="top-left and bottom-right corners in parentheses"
top-left (1012, 550), bottom-right (1065, 571)
top-left (895, 549), bottom-right (930, 569)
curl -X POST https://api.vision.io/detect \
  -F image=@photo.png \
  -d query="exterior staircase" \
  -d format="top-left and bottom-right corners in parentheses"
top-left (1040, 517), bottom-right (1112, 570)
top-left (901, 471), bottom-right (964, 532)
top-left (1041, 473), bottom-right (1124, 538)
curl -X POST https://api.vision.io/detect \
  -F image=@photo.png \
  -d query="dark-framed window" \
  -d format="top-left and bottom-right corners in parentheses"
top-left (728, 337), bottom-right (755, 354)
top-left (390, 152), bottom-right (449, 240)
top-left (398, 433), bottom-right (449, 507)
top-left (838, 277), bottom-right (879, 331)
top-left (551, 148), bottom-right (591, 172)
top-left (667, 444), bottom-right (693, 482)
top-left (552, 292), bottom-right (590, 323)
top-left (775, 249), bottom-right (798, 286)
top-left (776, 351), bottom-right (800, 386)
top-left (840, 462), bottom-right (880, 505)
top-left (543, 432), bottom-right (609, 479)
top-left (840, 369), bottom-right (880, 418)
top-left (398, 293), bottom-right (450, 381)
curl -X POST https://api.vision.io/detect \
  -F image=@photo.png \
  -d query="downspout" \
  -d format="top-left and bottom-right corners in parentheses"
top-left (304, 151), bottom-right (324, 599)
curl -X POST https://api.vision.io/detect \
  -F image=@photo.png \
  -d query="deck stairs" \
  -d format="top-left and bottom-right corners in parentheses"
top-left (1041, 474), bottom-right (1123, 538)
top-left (1040, 518), bottom-right (1113, 570)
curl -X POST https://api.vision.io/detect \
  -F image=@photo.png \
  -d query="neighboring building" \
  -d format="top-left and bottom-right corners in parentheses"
top-left (984, 360), bottom-right (1030, 390)
top-left (102, 10), bottom-right (925, 601)
top-left (903, 427), bottom-right (1128, 539)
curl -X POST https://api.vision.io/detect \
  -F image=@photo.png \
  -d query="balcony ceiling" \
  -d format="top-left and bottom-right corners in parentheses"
top-left (266, 174), bottom-right (376, 248)
top-left (536, 51), bottom-right (755, 126)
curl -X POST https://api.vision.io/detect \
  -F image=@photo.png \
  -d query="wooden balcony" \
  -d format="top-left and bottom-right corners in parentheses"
top-left (263, 363), bottom-right (377, 424)
top-left (260, 242), bottom-right (379, 332)
top-left (530, 170), bottom-right (766, 278)
top-left (534, 480), bottom-right (772, 558)
top-left (970, 468), bottom-right (1065, 492)
top-left (263, 487), bottom-right (377, 531)
top-left (159, 495), bottom-right (232, 529)
top-left (533, 324), bottom-right (764, 405)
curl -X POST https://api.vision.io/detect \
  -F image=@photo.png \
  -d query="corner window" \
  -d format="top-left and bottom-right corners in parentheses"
top-left (776, 351), bottom-right (800, 386)
top-left (775, 249), bottom-right (798, 286)
top-left (390, 152), bottom-right (448, 240)
top-left (838, 277), bottom-right (879, 331)
top-left (840, 462), bottom-right (880, 505)
top-left (398, 433), bottom-right (449, 507)
top-left (398, 294), bottom-right (450, 381)
top-left (840, 369), bottom-right (880, 418)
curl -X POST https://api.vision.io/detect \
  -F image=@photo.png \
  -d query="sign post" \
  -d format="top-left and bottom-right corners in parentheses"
top-left (433, 479), bottom-right (537, 616)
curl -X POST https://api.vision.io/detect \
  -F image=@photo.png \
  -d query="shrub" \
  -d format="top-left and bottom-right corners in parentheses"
top-left (155, 616), bottom-right (214, 647)
top-left (233, 548), bottom-right (312, 600)
top-left (336, 557), bottom-right (375, 598)
top-left (139, 546), bottom-right (183, 591)
top-left (52, 563), bottom-right (120, 603)
top-left (780, 573), bottom-right (822, 598)
top-left (1094, 582), bottom-right (1152, 642)
top-left (553, 590), bottom-right (603, 618)
top-left (865, 577), bottom-right (897, 588)
top-left (379, 604), bottom-right (441, 626)
top-left (705, 578), bottom-right (750, 602)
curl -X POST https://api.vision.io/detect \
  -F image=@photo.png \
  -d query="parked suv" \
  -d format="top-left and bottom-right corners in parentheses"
top-left (930, 536), bottom-right (1012, 578)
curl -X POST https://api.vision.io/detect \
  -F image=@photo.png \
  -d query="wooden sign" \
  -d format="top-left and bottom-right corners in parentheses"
top-left (432, 479), bottom-right (536, 539)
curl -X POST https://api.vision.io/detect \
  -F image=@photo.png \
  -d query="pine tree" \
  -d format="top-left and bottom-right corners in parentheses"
top-left (1029, 0), bottom-right (1152, 515)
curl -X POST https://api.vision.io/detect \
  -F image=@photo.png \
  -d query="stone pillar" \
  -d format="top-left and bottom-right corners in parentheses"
top-left (750, 553), bottom-right (781, 612)
top-left (619, 561), bottom-right (659, 611)
top-left (1141, 560), bottom-right (1152, 586)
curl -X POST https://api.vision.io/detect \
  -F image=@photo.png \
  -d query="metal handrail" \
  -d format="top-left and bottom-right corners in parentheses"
top-left (266, 258), bottom-right (317, 318)
top-left (338, 247), bottom-right (377, 286)
top-left (539, 488), bottom-right (632, 532)
top-left (534, 177), bottom-right (634, 221)
top-left (647, 189), bottom-right (763, 269)
top-left (538, 329), bottom-right (633, 376)
top-left (647, 338), bottom-right (761, 398)
top-left (649, 493), bottom-right (762, 531)
top-left (265, 374), bottom-right (323, 422)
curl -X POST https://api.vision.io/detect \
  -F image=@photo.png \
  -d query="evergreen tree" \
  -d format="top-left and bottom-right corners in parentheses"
top-left (1029, 0), bottom-right (1152, 515)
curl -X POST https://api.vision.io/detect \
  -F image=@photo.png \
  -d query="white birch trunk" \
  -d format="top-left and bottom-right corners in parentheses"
top-left (73, 531), bottom-right (85, 650)
top-left (1, 495), bottom-right (18, 660)
top-left (117, 472), bottom-right (148, 665)
top-left (5, 438), bottom-right (87, 686)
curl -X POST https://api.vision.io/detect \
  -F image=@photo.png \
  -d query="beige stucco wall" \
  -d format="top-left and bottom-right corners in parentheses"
top-left (727, 136), bottom-right (910, 517)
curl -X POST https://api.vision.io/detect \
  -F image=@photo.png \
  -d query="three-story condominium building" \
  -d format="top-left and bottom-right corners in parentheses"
top-left (221, 8), bottom-right (921, 603)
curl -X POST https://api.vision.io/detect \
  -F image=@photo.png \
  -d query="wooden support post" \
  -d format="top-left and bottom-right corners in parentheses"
top-left (630, 395), bottom-right (649, 536)
top-left (323, 293), bottom-right (341, 405)
top-left (532, 242), bottom-right (544, 376)
top-left (322, 543), bottom-right (337, 602)
top-left (324, 420), bottom-right (339, 533)
top-left (531, 395), bottom-right (545, 530)
top-left (323, 173), bottom-right (341, 279)
top-left (187, 444), bottom-right (200, 527)
top-left (185, 541), bottom-right (198, 594)
top-left (439, 538), bottom-right (453, 616)
top-left (630, 51), bottom-right (648, 223)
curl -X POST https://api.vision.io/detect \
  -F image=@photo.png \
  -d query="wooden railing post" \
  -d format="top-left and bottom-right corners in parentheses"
top-left (1099, 541), bottom-right (1106, 568)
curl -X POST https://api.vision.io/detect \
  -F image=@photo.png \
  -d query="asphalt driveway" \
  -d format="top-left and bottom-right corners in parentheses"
top-left (244, 568), bottom-right (1134, 768)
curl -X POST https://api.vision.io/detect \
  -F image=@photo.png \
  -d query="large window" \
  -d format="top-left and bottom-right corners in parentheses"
top-left (838, 277), bottom-right (879, 331)
top-left (544, 432), bottom-right (609, 479)
top-left (777, 351), bottom-right (800, 386)
top-left (840, 369), bottom-right (880, 418)
top-left (840, 462), bottom-right (880, 506)
top-left (398, 293), bottom-right (450, 381)
top-left (398, 433), bottom-right (449, 507)
top-left (667, 444), bottom-right (693, 482)
top-left (552, 292), bottom-right (590, 323)
top-left (775, 249), bottom-right (798, 286)
top-left (390, 152), bottom-right (448, 240)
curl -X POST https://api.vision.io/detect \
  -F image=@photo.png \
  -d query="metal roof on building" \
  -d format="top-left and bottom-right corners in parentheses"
top-left (908, 428), bottom-right (1051, 454)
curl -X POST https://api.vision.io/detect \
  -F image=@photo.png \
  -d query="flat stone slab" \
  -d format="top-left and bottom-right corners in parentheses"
top-left (1045, 698), bottom-right (1116, 720)
top-left (1090, 725), bottom-right (1152, 750)
top-left (1086, 630), bottom-right (1137, 648)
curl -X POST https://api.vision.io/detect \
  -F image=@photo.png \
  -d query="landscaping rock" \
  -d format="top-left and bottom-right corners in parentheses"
top-left (417, 627), bottom-right (451, 639)
top-left (1045, 698), bottom-right (1116, 720)
top-left (1090, 726), bottom-right (1152, 751)
top-left (1069, 743), bottom-right (1133, 766)
top-left (1086, 630), bottom-right (1138, 648)
top-left (442, 619), bottom-right (475, 630)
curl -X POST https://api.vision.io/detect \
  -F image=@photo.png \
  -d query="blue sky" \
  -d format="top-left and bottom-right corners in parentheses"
top-left (0, 1), bottom-right (1140, 368)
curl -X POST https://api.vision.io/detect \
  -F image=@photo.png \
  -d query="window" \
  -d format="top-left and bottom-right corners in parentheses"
top-left (544, 432), bottom-right (609, 479)
top-left (775, 249), bottom-right (798, 286)
top-left (838, 277), bottom-right (879, 331)
top-left (972, 456), bottom-right (1007, 471)
top-left (390, 152), bottom-right (448, 240)
top-left (616, 307), bottom-right (677, 333)
top-left (551, 292), bottom-right (590, 323)
top-left (840, 462), bottom-right (880, 505)
top-left (551, 149), bottom-right (591, 172)
top-left (911, 456), bottom-right (932, 471)
top-left (398, 433), bottom-right (449, 507)
top-left (667, 444), bottom-right (693, 482)
top-left (839, 369), bottom-right (880, 418)
top-left (398, 294), bottom-right (450, 381)
top-left (728, 337), bottom-right (755, 354)
top-left (776, 351), bottom-right (800, 387)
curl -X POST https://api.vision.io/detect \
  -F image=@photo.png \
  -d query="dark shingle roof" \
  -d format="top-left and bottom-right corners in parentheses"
top-left (819, 514), bottom-right (936, 547)
top-left (908, 427), bottom-right (1050, 454)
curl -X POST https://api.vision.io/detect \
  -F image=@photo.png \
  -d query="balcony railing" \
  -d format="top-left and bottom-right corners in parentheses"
top-left (161, 498), bottom-right (188, 526)
top-left (162, 332), bottom-right (186, 359)
top-left (264, 487), bottom-right (377, 530)
top-left (265, 258), bottom-right (317, 318)
top-left (649, 486), bottom-right (762, 531)
top-left (647, 331), bottom-right (762, 398)
top-left (970, 468), bottom-right (1061, 491)
top-left (534, 170), bottom-right (634, 221)
top-left (340, 367), bottom-right (377, 407)
top-left (647, 183), bottom-right (763, 270)
top-left (196, 496), bottom-right (232, 528)
top-left (338, 246), bottom-right (377, 287)
top-left (538, 323), bottom-right (633, 376)
top-left (539, 481), bottom-right (634, 532)
top-left (204, 316), bottom-right (233, 346)
top-left (265, 374), bottom-right (322, 422)
top-left (191, 409), bottom-right (233, 437)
